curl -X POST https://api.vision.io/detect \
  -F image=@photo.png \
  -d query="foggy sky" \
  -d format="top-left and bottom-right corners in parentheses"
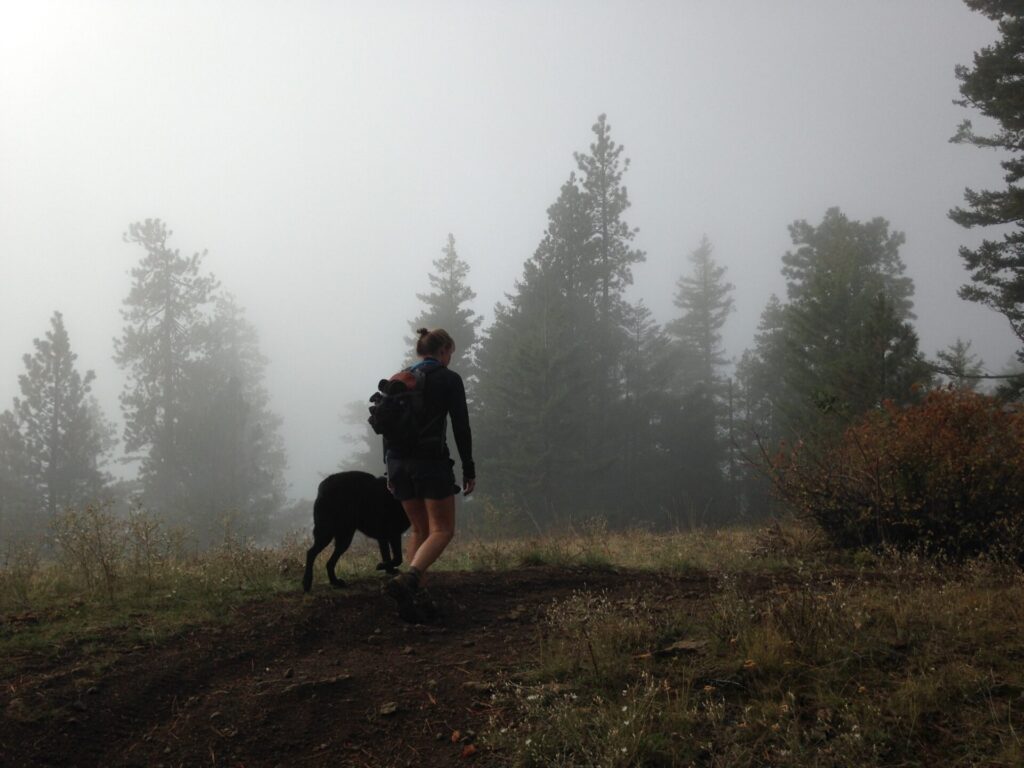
top-left (0, 1), bottom-right (1016, 499)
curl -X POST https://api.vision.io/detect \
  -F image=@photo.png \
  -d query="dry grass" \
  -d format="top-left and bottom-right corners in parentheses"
top-left (4, 516), bottom-right (1023, 766)
top-left (487, 551), bottom-right (1024, 767)
top-left (442, 521), bottom-right (806, 574)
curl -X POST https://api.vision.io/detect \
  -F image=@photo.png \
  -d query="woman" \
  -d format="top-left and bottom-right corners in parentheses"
top-left (384, 327), bottom-right (475, 622)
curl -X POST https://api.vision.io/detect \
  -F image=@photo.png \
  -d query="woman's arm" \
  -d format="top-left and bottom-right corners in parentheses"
top-left (447, 372), bottom-right (475, 481)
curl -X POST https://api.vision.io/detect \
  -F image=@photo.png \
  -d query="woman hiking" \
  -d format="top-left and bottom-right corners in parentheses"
top-left (384, 327), bottom-right (475, 622)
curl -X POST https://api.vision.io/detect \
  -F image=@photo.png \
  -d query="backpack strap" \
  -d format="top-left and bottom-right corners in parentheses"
top-left (408, 359), bottom-right (444, 445)
top-left (407, 358), bottom-right (443, 375)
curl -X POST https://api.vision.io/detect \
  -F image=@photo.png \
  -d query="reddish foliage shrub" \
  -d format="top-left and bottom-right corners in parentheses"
top-left (770, 390), bottom-right (1024, 560)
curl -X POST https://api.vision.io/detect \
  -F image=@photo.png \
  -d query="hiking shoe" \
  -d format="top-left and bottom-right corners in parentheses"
top-left (413, 589), bottom-right (441, 624)
top-left (385, 571), bottom-right (422, 623)
top-left (385, 570), bottom-right (420, 598)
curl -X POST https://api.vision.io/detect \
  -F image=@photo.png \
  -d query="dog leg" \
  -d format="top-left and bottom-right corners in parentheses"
top-left (375, 535), bottom-right (403, 573)
top-left (387, 533), bottom-right (403, 572)
top-left (375, 538), bottom-right (393, 572)
top-left (303, 527), bottom-right (333, 593)
top-left (326, 528), bottom-right (355, 588)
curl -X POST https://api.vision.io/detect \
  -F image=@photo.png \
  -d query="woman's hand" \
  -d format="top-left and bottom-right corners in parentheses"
top-left (463, 478), bottom-right (476, 496)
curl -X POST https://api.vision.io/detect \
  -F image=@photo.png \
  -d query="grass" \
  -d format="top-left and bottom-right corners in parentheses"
top-left (0, 522), bottom-right (775, 673)
top-left (485, 550), bottom-right (1024, 767)
top-left (0, 518), bottom-right (310, 672)
top-left (4, 517), bottom-right (1024, 765)
top-left (441, 522), bottom-right (802, 574)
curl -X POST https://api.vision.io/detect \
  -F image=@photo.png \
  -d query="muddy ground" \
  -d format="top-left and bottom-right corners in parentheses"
top-left (0, 566), bottom-right (719, 767)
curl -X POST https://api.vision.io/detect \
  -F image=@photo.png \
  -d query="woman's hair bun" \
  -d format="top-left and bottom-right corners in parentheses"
top-left (415, 327), bottom-right (455, 357)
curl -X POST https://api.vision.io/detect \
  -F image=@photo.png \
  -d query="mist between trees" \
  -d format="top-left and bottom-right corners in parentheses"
top-left (3, 15), bottom-right (1024, 553)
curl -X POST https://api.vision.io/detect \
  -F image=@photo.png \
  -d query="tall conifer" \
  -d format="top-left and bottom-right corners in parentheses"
top-left (12, 312), bottom-right (113, 519)
top-left (475, 176), bottom-right (598, 526)
top-left (407, 233), bottom-right (482, 378)
top-left (665, 237), bottom-right (735, 519)
top-left (743, 208), bottom-right (930, 441)
top-left (950, 1), bottom-right (1024, 351)
top-left (115, 219), bottom-right (219, 513)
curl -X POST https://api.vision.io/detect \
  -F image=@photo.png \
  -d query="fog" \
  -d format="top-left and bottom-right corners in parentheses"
top-left (0, 0), bottom-right (1016, 499)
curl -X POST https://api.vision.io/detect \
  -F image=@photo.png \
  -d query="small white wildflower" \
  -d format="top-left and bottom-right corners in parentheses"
top-left (622, 705), bottom-right (628, 712)
top-left (525, 738), bottom-right (532, 746)
top-left (526, 694), bottom-right (539, 701)
top-left (621, 747), bottom-right (628, 754)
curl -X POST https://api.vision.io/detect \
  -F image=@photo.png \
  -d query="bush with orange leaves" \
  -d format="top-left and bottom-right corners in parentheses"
top-left (769, 389), bottom-right (1024, 560)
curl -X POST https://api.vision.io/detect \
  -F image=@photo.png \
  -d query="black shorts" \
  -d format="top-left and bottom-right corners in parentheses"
top-left (386, 456), bottom-right (458, 501)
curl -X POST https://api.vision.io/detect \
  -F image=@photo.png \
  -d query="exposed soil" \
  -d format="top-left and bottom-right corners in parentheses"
top-left (0, 566), bottom-right (719, 768)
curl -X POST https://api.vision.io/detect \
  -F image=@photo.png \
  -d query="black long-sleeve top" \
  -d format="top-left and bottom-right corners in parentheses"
top-left (385, 361), bottom-right (475, 479)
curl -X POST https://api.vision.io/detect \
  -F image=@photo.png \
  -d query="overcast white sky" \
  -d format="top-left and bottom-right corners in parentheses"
top-left (0, 1), bottom-right (1017, 498)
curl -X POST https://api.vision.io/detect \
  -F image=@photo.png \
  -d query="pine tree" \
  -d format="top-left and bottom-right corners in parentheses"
top-left (950, 1), bottom-right (1024, 350)
top-left (11, 312), bottom-right (114, 520)
top-left (573, 115), bottom-right (647, 507)
top-left (476, 116), bottom-right (646, 526)
top-left (780, 208), bottom-right (928, 431)
top-left (574, 114), bottom-right (645, 329)
top-left (742, 209), bottom-right (931, 441)
top-left (176, 295), bottom-right (287, 544)
top-left (407, 234), bottom-right (482, 376)
top-left (474, 176), bottom-right (599, 527)
top-left (664, 236), bottom-right (736, 520)
top-left (114, 220), bottom-right (284, 541)
top-left (667, 236), bottom-right (735, 390)
top-left (936, 338), bottom-right (984, 390)
top-left (115, 219), bottom-right (218, 517)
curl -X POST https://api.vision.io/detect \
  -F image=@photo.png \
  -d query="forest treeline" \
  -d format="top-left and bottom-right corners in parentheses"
top-left (345, 139), bottom-right (985, 532)
top-left (2, 0), bottom-right (1023, 548)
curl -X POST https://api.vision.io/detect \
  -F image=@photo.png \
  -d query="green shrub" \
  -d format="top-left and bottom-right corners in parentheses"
top-left (770, 390), bottom-right (1024, 560)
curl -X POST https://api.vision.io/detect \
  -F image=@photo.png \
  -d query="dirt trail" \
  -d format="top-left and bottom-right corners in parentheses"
top-left (0, 566), bottom-right (715, 767)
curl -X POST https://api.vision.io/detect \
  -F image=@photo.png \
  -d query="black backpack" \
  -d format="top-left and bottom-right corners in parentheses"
top-left (367, 360), bottom-right (441, 450)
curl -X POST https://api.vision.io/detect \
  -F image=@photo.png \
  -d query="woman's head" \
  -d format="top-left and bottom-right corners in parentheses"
top-left (416, 328), bottom-right (455, 360)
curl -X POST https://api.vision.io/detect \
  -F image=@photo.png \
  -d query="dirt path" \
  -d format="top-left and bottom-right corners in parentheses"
top-left (0, 566), bottom-right (715, 767)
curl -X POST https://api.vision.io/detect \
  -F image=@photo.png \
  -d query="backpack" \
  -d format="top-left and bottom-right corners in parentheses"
top-left (367, 360), bottom-right (442, 450)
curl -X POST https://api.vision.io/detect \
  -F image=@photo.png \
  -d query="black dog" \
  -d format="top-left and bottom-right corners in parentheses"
top-left (302, 471), bottom-right (410, 592)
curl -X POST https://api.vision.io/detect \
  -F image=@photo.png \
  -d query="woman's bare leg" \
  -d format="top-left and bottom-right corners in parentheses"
top-left (401, 499), bottom-right (428, 567)
top-left (409, 495), bottom-right (455, 575)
